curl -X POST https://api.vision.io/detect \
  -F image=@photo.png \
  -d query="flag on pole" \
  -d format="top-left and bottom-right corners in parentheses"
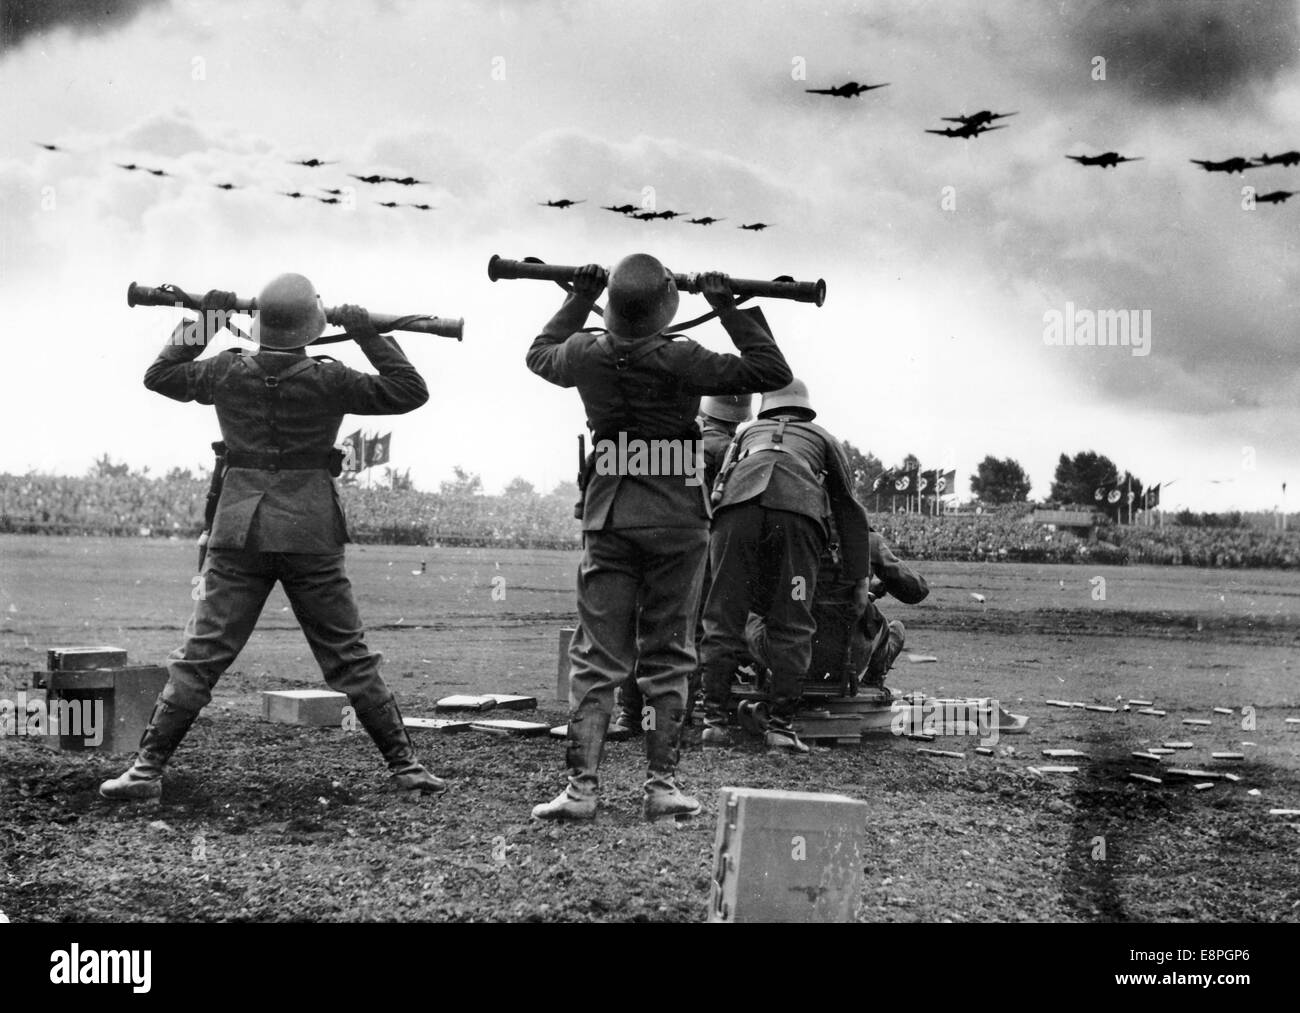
top-left (340, 430), bottom-right (364, 473)
top-left (918, 469), bottom-right (936, 494)
top-left (365, 432), bottom-right (392, 468)
top-left (1106, 488), bottom-right (1121, 505)
top-left (894, 469), bottom-right (918, 493)
top-left (935, 469), bottom-right (956, 495)
top-left (872, 468), bottom-right (895, 492)
top-left (1146, 483), bottom-right (1161, 509)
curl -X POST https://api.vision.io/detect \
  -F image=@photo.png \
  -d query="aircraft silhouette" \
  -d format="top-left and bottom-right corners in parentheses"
top-left (376, 201), bottom-right (401, 208)
top-left (630, 211), bottom-right (659, 220)
top-left (739, 222), bottom-right (772, 231)
top-left (805, 80), bottom-right (890, 97)
top-left (213, 182), bottom-right (239, 190)
top-left (289, 158), bottom-right (336, 168)
top-left (349, 174), bottom-right (387, 184)
top-left (926, 122), bottom-right (1005, 139)
top-left (387, 176), bottom-right (426, 186)
top-left (539, 198), bottom-right (586, 208)
top-left (34, 142), bottom-right (63, 151)
top-left (942, 110), bottom-right (1017, 128)
top-left (688, 216), bottom-right (726, 225)
top-left (145, 167), bottom-right (169, 177)
top-left (319, 188), bottom-right (347, 195)
top-left (1191, 157), bottom-right (1255, 174)
top-left (1066, 152), bottom-right (1143, 168)
top-left (1254, 151), bottom-right (1300, 167)
top-left (281, 191), bottom-right (308, 199)
top-left (316, 196), bottom-right (342, 204)
top-left (652, 210), bottom-right (689, 219)
top-left (408, 203), bottom-right (436, 211)
top-left (116, 163), bottom-right (140, 171)
top-left (602, 204), bottom-right (637, 213)
top-left (1255, 190), bottom-right (1296, 204)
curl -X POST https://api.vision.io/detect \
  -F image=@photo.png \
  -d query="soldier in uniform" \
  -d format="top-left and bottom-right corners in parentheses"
top-left (526, 255), bottom-right (791, 820)
top-left (746, 530), bottom-right (928, 701)
top-left (100, 274), bottom-right (445, 801)
top-left (699, 379), bottom-right (872, 752)
top-left (610, 393), bottom-right (754, 736)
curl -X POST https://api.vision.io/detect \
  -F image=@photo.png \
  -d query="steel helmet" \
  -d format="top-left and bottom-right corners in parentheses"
top-left (251, 273), bottom-right (327, 350)
top-left (700, 394), bottom-right (754, 423)
top-left (603, 253), bottom-right (679, 339)
top-left (758, 379), bottom-right (816, 420)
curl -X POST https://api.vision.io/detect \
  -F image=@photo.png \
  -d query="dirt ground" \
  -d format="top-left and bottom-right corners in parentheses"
top-left (1, 534), bottom-right (1298, 922)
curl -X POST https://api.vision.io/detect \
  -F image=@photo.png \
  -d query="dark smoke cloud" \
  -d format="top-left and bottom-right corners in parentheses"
top-left (1, 0), bottom-right (165, 52)
top-left (1070, 0), bottom-right (1299, 104)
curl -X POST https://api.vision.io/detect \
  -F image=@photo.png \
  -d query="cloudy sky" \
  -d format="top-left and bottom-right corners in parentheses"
top-left (1, 0), bottom-right (1298, 510)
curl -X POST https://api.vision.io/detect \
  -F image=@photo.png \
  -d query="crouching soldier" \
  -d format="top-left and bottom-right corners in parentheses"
top-left (526, 256), bottom-right (790, 820)
top-left (698, 379), bottom-right (871, 752)
top-left (101, 274), bottom-right (445, 801)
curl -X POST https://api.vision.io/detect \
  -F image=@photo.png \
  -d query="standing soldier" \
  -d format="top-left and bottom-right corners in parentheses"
top-left (526, 255), bottom-right (791, 820)
top-left (699, 379), bottom-right (872, 752)
top-left (611, 392), bottom-right (753, 736)
top-left (100, 274), bottom-right (445, 801)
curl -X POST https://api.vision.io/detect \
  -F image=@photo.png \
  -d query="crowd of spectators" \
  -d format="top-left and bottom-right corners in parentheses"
top-left (3, 473), bottom-right (1298, 568)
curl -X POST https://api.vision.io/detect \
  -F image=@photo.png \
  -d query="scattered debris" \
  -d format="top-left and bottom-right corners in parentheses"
top-left (1131, 752), bottom-right (1163, 763)
top-left (1211, 752), bottom-right (1244, 760)
top-left (1162, 742), bottom-right (1195, 749)
top-left (1183, 718), bottom-right (1212, 727)
top-left (1127, 699), bottom-right (1154, 706)
top-left (1137, 708), bottom-right (1167, 717)
top-left (1129, 773), bottom-right (1162, 785)
top-left (1042, 749), bottom-right (1088, 758)
top-left (1193, 782), bottom-right (1215, 791)
top-left (1148, 747), bottom-right (1176, 755)
top-left (1268, 809), bottom-right (1300, 817)
top-left (1084, 704), bottom-right (1118, 713)
top-left (1035, 765), bottom-right (1079, 774)
top-left (436, 695), bottom-right (498, 712)
top-left (1212, 707), bottom-right (1234, 716)
top-left (974, 747), bottom-right (994, 756)
top-left (403, 717), bottom-right (471, 733)
top-left (468, 719), bottom-right (550, 737)
top-left (907, 654), bottom-right (939, 663)
top-left (916, 747), bottom-right (965, 759)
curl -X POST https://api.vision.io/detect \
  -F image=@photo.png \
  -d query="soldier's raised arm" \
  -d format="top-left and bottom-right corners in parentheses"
top-left (526, 264), bottom-right (607, 388)
top-left (679, 274), bottom-right (792, 395)
top-left (144, 289), bottom-right (238, 404)
top-left (331, 305), bottom-right (429, 415)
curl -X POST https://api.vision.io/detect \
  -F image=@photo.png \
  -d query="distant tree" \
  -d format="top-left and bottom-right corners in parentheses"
top-left (901, 452), bottom-right (920, 472)
top-left (547, 479), bottom-right (580, 503)
top-left (1050, 450), bottom-right (1119, 506)
top-left (439, 466), bottom-right (483, 497)
top-left (969, 455), bottom-right (1031, 504)
top-left (384, 467), bottom-right (415, 491)
top-left (90, 454), bottom-right (131, 478)
top-left (503, 477), bottom-right (537, 499)
top-left (841, 441), bottom-right (883, 502)
top-left (164, 466), bottom-right (195, 482)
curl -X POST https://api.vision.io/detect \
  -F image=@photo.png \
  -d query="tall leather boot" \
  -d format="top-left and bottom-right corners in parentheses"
top-left (99, 698), bottom-right (199, 801)
top-left (356, 696), bottom-right (446, 793)
top-left (608, 678), bottom-right (643, 740)
top-left (532, 705), bottom-right (608, 820)
top-left (643, 706), bottom-right (702, 820)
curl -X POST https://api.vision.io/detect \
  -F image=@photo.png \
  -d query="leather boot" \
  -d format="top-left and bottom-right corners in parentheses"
top-left (701, 699), bottom-right (733, 747)
top-left (608, 681), bottom-right (642, 740)
top-left (99, 698), bottom-right (198, 801)
top-left (764, 712), bottom-right (811, 754)
top-left (643, 706), bottom-right (701, 820)
top-left (532, 705), bottom-right (608, 821)
top-left (356, 696), bottom-right (446, 793)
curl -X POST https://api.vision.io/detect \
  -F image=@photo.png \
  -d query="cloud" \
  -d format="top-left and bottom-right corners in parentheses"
top-left (0, 0), bottom-right (165, 53)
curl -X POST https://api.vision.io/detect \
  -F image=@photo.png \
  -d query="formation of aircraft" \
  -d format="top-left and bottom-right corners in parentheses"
top-left (1190, 157), bottom-right (1257, 174)
top-left (1255, 151), bottom-right (1300, 167)
top-left (687, 216), bottom-right (725, 225)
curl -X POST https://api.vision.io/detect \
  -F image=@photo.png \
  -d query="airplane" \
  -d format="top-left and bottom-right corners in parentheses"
top-left (651, 210), bottom-right (690, 219)
top-left (408, 203), bottom-right (436, 211)
top-left (213, 182), bottom-right (239, 190)
top-left (289, 158), bottom-right (336, 168)
top-left (630, 211), bottom-right (659, 220)
top-left (387, 176), bottom-right (427, 186)
top-left (687, 216), bottom-right (726, 225)
top-left (34, 142), bottom-right (63, 151)
top-left (319, 188), bottom-right (347, 195)
top-left (349, 174), bottom-right (387, 184)
top-left (1255, 190), bottom-right (1296, 204)
top-left (925, 122), bottom-right (1006, 139)
top-left (941, 110), bottom-right (1017, 128)
top-left (281, 191), bottom-right (308, 199)
top-left (738, 222), bottom-right (772, 231)
top-left (1190, 157), bottom-right (1255, 174)
top-left (116, 163), bottom-right (140, 171)
top-left (145, 167), bottom-right (169, 177)
top-left (539, 198), bottom-right (586, 208)
top-left (805, 81), bottom-right (890, 98)
top-left (601, 204), bottom-right (637, 213)
top-left (1066, 152), bottom-right (1143, 168)
top-left (1254, 151), bottom-right (1300, 167)
top-left (376, 201), bottom-right (401, 208)
top-left (315, 196), bottom-right (342, 204)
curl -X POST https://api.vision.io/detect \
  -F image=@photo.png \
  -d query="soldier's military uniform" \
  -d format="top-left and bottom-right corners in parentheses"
top-left (101, 275), bottom-right (444, 801)
top-left (747, 530), bottom-right (928, 698)
top-left (699, 380), bottom-right (871, 750)
top-left (526, 256), bottom-right (790, 820)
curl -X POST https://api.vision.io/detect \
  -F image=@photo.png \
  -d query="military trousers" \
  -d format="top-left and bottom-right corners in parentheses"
top-left (568, 526), bottom-right (709, 726)
top-left (700, 505), bottom-right (825, 718)
top-left (160, 547), bottom-right (394, 717)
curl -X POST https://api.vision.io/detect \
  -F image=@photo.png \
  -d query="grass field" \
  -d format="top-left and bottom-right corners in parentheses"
top-left (2, 534), bottom-right (1298, 922)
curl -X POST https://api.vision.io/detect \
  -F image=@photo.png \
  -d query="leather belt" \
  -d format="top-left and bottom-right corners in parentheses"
top-left (225, 451), bottom-right (333, 473)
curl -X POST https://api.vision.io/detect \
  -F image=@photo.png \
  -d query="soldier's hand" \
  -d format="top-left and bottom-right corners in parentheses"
top-left (700, 271), bottom-right (735, 311)
top-left (853, 578), bottom-right (872, 617)
top-left (200, 289), bottom-right (237, 313)
top-left (336, 303), bottom-right (378, 338)
top-left (571, 264), bottom-right (607, 300)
